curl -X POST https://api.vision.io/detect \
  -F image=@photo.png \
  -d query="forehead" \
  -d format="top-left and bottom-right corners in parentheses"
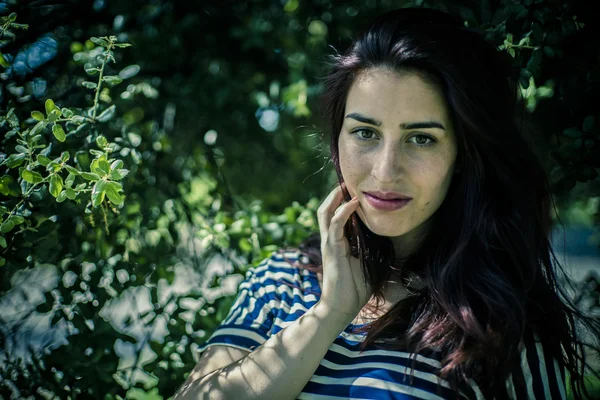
top-left (345, 68), bottom-right (451, 124)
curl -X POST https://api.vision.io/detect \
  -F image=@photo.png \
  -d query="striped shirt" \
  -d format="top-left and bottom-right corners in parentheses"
top-left (198, 250), bottom-right (566, 399)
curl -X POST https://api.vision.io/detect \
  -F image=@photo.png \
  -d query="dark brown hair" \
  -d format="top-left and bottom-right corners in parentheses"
top-left (279, 7), bottom-right (599, 399)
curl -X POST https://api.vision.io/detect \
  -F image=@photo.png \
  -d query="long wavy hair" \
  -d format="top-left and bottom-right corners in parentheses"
top-left (277, 7), bottom-right (599, 399)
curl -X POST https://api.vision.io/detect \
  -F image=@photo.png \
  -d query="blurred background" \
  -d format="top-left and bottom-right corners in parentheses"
top-left (0, 0), bottom-right (598, 398)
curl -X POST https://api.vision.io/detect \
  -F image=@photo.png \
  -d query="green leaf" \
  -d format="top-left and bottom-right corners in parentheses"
top-left (56, 190), bottom-right (68, 203)
top-left (109, 160), bottom-right (123, 170)
top-left (65, 173), bottom-right (76, 188)
top-left (37, 155), bottom-right (51, 166)
top-left (61, 108), bottom-right (74, 118)
top-left (21, 170), bottom-right (43, 184)
top-left (66, 188), bottom-right (77, 200)
top-left (239, 238), bottom-right (252, 253)
top-left (52, 124), bottom-right (66, 142)
top-left (15, 145), bottom-right (28, 154)
top-left (91, 158), bottom-right (110, 175)
top-left (105, 181), bottom-right (123, 205)
top-left (96, 105), bottom-right (116, 123)
top-left (71, 115), bottom-right (85, 124)
top-left (30, 121), bottom-right (46, 136)
top-left (49, 175), bottom-right (63, 198)
top-left (93, 179), bottom-right (108, 193)
top-left (3, 153), bottom-right (26, 168)
top-left (7, 215), bottom-right (25, 226)
top-left (119, 65), bottom-right (140, 79)
top-left (85, 67), bottom-right (100, 75)
top-left (82, 81), bottom-right (97, 89)
top-left (114, 43), bottom-right (132, 48)
top-left (46, 161), bottom-right (61, 172)
top-left (45, 99), bottom-right (59, 116)
top-left (75, 183), bottom-right (87, 190)
top-left (0, 176), bottom-right (16, 196)
top-left (0, 53), bottom-right (9, 68)
top-left (47, 109), bottom-right (61, 123)
top-left (64, 165), bottom-right (80, 175)
top-left (10, 216), bottom-right (25, 226)
top-left (1, 220), bottom-right (15, 233)
top-left (563, 128), bottom-right (582, 138)
top-left (80, 172), bottom-right (100, 181)
top-left (90, 37), bottom-right (109, 47)
top-left (583, 116), bottom-right (595, 133)
top-left (96, 158), bottom-right (111, 175)
top-left (96, 136), bottom-right (108, 148)
top-left (110, 168), bottom-right (129, 181)
top-left (31, 111), bottom-right (45, 121)
top-left (92, 180), bottom-right (107, 207)
top-left (0, 236), bottom-right (6, 248)
top-left (536, 87), bottom-right (553, 98)
top-left (5, 108), bottom-right (18, 129)
top-left (102, 76), bottom-right (123, 86)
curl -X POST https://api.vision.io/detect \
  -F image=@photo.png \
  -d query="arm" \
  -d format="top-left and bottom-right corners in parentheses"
top-left (175, 185), bottom-right (369, 399)
top-left (173, 301), bottom-right (353, 400)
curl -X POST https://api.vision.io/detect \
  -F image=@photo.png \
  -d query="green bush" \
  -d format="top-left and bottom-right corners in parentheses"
top-left (1, 1), bottom-right (599, 398)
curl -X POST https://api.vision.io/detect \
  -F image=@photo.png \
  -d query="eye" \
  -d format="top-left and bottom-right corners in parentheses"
top-left (350, 130), bottom-right (436, 147)
top-left (407, 134), bottom-right (436, 146)
top-left (351, 128), bottom-right (377, 141)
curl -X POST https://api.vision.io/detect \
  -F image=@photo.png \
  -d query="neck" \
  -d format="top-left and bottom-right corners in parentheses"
top-left (389, 219), bottom-right (431, 260)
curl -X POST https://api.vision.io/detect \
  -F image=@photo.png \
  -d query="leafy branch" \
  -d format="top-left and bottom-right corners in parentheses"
top-left (0, 12), bottom-right (28, 68)
top-left (0, 35), bottom-right (133, 244)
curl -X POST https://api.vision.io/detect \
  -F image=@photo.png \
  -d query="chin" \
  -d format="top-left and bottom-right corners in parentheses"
top-left (356, 207), bottom-right (411, 234)
top-left (370, 226), bottom-right (411, 238)
top-left (359, 215), bottom-right (410, 237)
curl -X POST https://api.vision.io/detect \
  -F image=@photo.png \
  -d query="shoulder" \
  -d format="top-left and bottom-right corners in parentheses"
top-left (243, 248), bottom-right (320, 297)
top-left (249, 248), bottom-right (313, 277)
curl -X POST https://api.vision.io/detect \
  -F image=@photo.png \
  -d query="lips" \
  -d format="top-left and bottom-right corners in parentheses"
top-left (364, 192), bottom-right (412, 211)
top-left (365, 191), bottom-right (412, 200)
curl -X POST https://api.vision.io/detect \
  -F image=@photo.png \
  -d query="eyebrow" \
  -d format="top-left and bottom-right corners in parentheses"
top-left (344, 112), bottom-right (446, 131)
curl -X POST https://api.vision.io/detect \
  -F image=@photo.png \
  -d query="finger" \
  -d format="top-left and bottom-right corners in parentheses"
top-left (317, 185), bottom-right (344, 242)
top-left (328, 196), bottom-right (359, 243)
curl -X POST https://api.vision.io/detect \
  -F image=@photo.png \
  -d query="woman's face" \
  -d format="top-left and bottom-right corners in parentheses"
top-left (338, 68), bottom-right (458, 255)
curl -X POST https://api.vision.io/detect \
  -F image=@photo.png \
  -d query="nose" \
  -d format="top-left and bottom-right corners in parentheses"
top-left (371, 143), bottom-right (406, 183)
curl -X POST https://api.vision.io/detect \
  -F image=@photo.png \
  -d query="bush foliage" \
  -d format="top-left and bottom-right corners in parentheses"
top-left (1, 0), bottom-right (599, 398)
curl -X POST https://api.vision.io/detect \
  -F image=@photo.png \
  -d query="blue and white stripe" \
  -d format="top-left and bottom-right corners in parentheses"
top-left (198, 250), bottom-right (566, 399)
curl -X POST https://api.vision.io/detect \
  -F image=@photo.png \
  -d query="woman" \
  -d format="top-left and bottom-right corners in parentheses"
top-left (174, 7), bottom-right (599, 399)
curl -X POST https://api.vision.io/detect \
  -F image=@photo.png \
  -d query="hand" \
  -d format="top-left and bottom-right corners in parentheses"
top-left (316, 184), bottom-right (372, 321)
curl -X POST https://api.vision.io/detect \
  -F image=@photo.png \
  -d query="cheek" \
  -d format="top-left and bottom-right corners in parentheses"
top-left (418, 159), bottom-right (455, 203)
top-left (338, 139), bottom-right (353, 172)
top-left (338, 141), bottom-right (364, 196)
